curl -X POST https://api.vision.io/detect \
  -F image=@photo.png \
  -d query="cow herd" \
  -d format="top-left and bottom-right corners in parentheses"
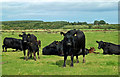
top-left (2, 29), bottom-right (120, 67)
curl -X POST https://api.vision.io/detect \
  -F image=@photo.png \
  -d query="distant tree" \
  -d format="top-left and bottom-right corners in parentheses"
top-left (94, 20), bottom-right (99, 25)
top-left (99, 20), bottom-right (106, 25)
top-left (82, 22), bottom-right (87, 25)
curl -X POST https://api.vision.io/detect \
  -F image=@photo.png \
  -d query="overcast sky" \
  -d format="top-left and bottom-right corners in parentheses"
top-left (1, 0), bottom-right (119, 24)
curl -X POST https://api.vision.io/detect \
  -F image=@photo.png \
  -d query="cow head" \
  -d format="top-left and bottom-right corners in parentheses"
top-left (19, 32), bottom-right (28, 43)
top-left (60, 32), bottom-right (77, 47)
top-left (49, 41), bottom-right (59, 48)
top-left (96, 41), bottom-right (106, 49)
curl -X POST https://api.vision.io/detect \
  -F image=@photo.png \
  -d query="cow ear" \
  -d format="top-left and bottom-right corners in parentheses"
top-left (22, 32), bottom-right (26, 34)
top-left (96, 41), bottom-right (99, 43)
top-left (27, 34), bottom-right (30, 36)
top-left (104, 42), bottom-right (106, 45)
top-left (19, 34), bottom-right (22, 37)
top-left (60, 32), bottom-right (65, 36)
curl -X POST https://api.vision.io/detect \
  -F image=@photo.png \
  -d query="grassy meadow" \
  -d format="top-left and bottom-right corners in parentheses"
top-left (1, 29), bottom-right (119, 75)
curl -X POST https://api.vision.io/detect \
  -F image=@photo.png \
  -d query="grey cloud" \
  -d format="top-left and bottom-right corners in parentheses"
top-left (2, 2), bottom-right (117, 13)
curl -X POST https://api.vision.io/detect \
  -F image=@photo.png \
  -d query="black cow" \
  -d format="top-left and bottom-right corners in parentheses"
top-left (2, 37), bottom-right (23, 52)
top-left (96, 41), bottom-right (120, 55)
top-left (19, 32), bottom-right (29, 59)
top-left (42, 40), bottom-right (89, 56)
top-left (37, 40), bottom-right (41, 48)
top-left (42, 41), bottom-right (60, 55)
top-left (60, 29), bottom-right (86, 67)
top-left (19, 32), bottom-right (40, 61)
top-left (26, 34), bottom-right (40, 61)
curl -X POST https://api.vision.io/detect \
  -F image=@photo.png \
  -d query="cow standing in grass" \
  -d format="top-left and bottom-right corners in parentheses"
top-left (26, 34), bottom-right (40, 61)
top-left (19, 32), bottom-right (29, 59)
top-left (19, 32), bottom-right (40, 61)
top-left (60, 29), bottom-right (86, 67)
top-left (96, 41), bottom-right (120, 55)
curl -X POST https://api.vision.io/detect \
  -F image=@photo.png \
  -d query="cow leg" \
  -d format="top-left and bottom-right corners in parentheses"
top-left (30, 52), bottom-right (32, 58)
top-left (5, 47), bottom-right (7, 52)
top-left (82, 48), bottom-right (85, 63)
top-left (2, 45), bottom-right (5, 52)
top-left (63, 55), bottom-right (67, 67)
top-left (33, 51), bottom-right (36, 61)
top-left (16, 49), bottom-right (18, 51)
top-left (23, 50), bottom-right (26, 60)
top-left (37, 50), bottom-right (40, 59)
top-left (70, 55), bottom-right (74, 67)
top-left (76, 55), bottom-right (79, 63)
top-left (26, 50), bottom-right (30, 61)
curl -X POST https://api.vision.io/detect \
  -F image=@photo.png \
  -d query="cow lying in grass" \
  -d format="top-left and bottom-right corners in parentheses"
top-left (87, 47), bottom-right (100, 54)
top-left (96, 41), bottom-right (120, 55)
top-left (42, 41), bottom-right (90, 56)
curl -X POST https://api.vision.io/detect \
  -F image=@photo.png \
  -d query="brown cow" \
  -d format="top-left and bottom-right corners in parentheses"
top-left (88, 47), bottom-right (100, 54)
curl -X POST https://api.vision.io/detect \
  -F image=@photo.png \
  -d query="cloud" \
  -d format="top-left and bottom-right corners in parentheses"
top-left (2, 2), bottom-right (117, 13)
top-left (1, 1), bottom-right (118, 23)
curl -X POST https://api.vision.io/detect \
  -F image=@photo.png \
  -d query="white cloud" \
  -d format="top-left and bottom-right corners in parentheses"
top-left (1, 1), bottom-right (118, 23)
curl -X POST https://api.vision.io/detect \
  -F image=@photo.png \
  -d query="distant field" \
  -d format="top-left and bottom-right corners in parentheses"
top-left (1, 30), bottom-right (119, 75)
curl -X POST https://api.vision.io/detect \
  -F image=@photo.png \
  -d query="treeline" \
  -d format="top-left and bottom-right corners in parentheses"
top-left (1, 20), bottom-right (119, 30)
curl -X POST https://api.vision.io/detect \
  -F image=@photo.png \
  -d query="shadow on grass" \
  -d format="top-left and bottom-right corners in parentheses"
top-left (19, 56), bottom-right (37, 60)
top-left (55, 59), bottom-right (77, 67)
top-left (2, 50), bottom-right (22, 52)
top-left (19, 57), bottom-right (25, 60)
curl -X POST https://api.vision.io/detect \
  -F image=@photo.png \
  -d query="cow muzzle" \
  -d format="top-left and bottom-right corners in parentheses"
top-left (24, 41), bottom-right (27, 43)
top-left (67, 43), bottom-right (72, 46)
top-left (98, 47), bottom-right (101, 49)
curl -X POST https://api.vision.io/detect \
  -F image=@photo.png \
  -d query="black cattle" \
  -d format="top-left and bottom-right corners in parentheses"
top-left (42, 40), bottom-right (89, 56)
top-left (2, 37), bottom-right (23, 52)
top-left (56, 40), bottom-right (64, 56)
top-left (27, 34), bottom-right (40, 61)
top-left (60, 29), bottom-right (86, 67)
top-left (37, 40), bottom-right (41, 48)
top-left (19, 32), bottom-right (40, 61)
top-left (19, 32), bottom-right (29, 59)
top-left (96, 41), bottom-right (120, 55)
top-left (42, 41), bottom-right (59, 55)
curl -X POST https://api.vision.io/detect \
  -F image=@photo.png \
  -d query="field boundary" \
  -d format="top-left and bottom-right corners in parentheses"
top-left (0, 29), bottom-right (119, 33)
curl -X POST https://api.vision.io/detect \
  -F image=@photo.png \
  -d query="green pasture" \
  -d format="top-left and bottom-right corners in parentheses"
top-left (1, 30), bottom-right (119, 75)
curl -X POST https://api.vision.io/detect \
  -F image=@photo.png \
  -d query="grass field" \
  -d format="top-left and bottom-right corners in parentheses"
top-left (1, 30), bottom-right (119, 75)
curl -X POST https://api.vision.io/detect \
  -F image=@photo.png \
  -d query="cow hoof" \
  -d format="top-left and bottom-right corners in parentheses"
top-left (26, 58), bottom-right (28, 61)
top-left (83, 61), bottom-right (85, 63)
top-left (77, 60), bottom-right (79, 63)
top-left (70, 66), bottom-right (73, 67)
top-left (28, 57), bottom-right (30, 59)
top-left (63, 65), bottom-right (66, 67)
top-left (70, 64), bottom-right (73, 67)
top-left (24, 57), bottom-right (26, 60)
top-left (38, 57), bottom-right (40, 59)
top-left (34, 59), bottom-right (36, 61)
